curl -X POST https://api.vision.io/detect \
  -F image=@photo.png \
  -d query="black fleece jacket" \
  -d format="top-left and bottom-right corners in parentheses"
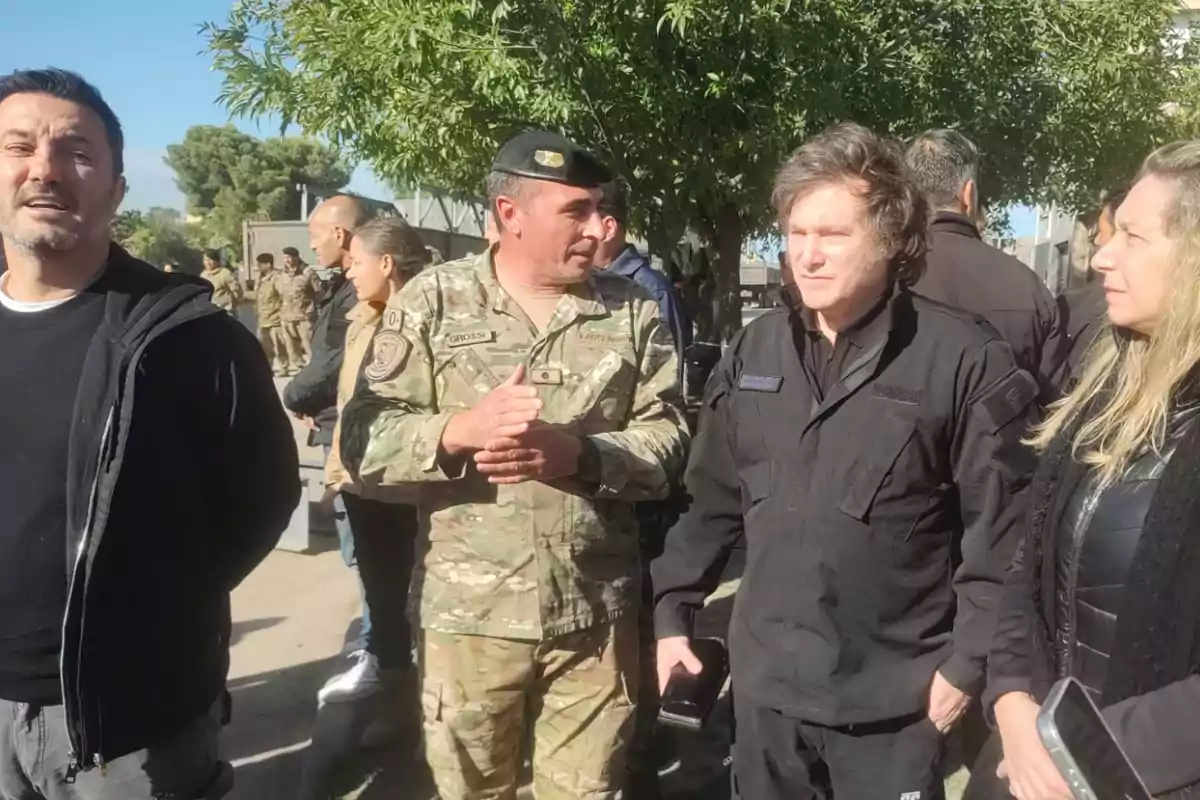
top-left (34, 245), bottom-right (299, 771)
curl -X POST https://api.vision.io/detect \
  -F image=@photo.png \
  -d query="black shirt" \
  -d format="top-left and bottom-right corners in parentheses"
top-left (799, 293), bottom-right (891, 400)
top-left (0, 280), bottom-right (107, 702)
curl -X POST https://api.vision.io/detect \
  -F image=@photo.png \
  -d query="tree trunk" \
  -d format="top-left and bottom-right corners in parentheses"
top-left (647, 228), bottom-right (675, 279)
top-left (711, 203), bottom-right (744, 344)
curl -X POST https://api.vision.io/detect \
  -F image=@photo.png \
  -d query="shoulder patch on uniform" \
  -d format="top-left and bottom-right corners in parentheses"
top-left (364, 330), bottom-right (411, 383)
top-left (980, 370), bottom-right (1038, 433)
top-left (737, 374), bottom-right (783, 393)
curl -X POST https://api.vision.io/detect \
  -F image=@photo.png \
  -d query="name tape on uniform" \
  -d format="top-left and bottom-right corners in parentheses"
top-left (873, 384), bottom-right (922, 405)
top-left (578, 331), bottom-right (632, 347)
top-left (738, 374), bottom-right (783, 393)
top-left (446, 329), bottom-right (494, 348)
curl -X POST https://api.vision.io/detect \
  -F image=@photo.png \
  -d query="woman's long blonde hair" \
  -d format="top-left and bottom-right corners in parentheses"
top-left (1030, 140), bottom-right (1200, 486)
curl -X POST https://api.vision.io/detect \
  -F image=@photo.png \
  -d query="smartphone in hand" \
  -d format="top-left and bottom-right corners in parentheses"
top-left (658, 637), bottom-right (729, 732)
top-left (1036, 678), bottom-right (1151, 800)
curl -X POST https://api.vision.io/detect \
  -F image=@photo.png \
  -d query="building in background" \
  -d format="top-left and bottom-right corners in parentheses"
top-left (740, 257), bottom-right (782, 325)
top-left (1027, 204), bottom-right (1076, 296)
top-left (1177, 0), bottom-right (1200, 32)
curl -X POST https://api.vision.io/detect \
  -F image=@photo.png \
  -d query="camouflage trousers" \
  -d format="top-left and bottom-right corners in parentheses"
top-left (282, 319), bottom-right (313, 366)
top-left (420, 616), bottom-right (639, 800)
top-left (258, 325), bottom-right (291, 374)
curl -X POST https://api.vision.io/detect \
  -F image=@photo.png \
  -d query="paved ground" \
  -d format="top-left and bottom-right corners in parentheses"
top-left (221, 543), bottom-right (970, 799)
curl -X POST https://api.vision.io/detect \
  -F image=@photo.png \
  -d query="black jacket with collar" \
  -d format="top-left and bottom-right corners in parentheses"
top-left (653, 286), bottom-right (1039, 725)
top-left (54, 246), bottom-right (299, 771)
top-left (986, 400), bottom-right (1200, 797)
top-left (283, 269), bottom-right (357, 446)
top-left (912, 212), bottom-right (1067, 401)
top-left (1056, 280), bottom-right (1107, 387)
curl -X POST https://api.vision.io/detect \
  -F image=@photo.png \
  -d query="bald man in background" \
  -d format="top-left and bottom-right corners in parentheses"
top-left (283, 195), bottom-right (401, 706)
top-left (283, 195), bottom-right (369, 445)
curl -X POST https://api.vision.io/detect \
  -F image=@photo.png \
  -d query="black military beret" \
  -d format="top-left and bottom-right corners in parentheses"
top-left (491, 130), bottom-right (612, 188)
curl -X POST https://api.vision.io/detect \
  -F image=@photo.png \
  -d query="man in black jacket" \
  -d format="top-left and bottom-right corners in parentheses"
top-left (653, 124), bottom-right (1038, 799)
top-left (281, 195), bottom-right (388, 704)
top-left (0, 68), bottom-right (299, 798)
top-left (905, 129), bottom-right (1067, 400)
top-left (283, 194), bottom-right (366, 449)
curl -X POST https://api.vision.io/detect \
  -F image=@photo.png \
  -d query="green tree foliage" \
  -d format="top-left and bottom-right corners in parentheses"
top-left (164, 124), bottom-right (353, 250)
top-left (112, 207), bottom-right (206, 274)
top-left (205, 0), bottom-right (1199, 340)
top-left (111, 209), bottom-right (145, 244)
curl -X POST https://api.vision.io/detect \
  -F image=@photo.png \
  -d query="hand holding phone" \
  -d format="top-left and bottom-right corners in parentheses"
top-left (1035, 678), bottom-right (1151, 800)
top-left (657, 637), bottom-right (729, 732)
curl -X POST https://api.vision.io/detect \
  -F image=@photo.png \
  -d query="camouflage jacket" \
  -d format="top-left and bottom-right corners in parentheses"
top-left (255, 271), bottom-right (284, 328)
top-left (326, 301), bottom-right (417, 505)
top-left (279, 266), bottom-right (321, 323)
top-left (201, 267), bottom-right (243, 312)
top-left (340, 251), bottom-right (689, 638)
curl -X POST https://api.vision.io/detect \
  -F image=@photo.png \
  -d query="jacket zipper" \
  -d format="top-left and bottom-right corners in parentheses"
top-left (62, 408), bottom-right (114, 782)
top-left (59, 298), bottom-right (222, 781)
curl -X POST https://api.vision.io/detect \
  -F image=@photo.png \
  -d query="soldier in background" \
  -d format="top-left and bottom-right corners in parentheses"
top-left (200, 248), bottom-right (243, 316)
top-left (254, 252), bottom-right (291, 376)
top-left (280, 245), bottom-right (320, 367)
top-left (340, 131), bottom-right (689, 800)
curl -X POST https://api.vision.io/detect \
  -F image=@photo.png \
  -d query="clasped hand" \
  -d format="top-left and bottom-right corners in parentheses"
top-left (441, 365), bottom-right (582, 484)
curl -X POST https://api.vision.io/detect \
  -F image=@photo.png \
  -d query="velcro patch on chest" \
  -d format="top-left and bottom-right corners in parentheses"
top-left (737, 374), bottom-right (783, 393)
top-left (445, 328), bottom-right (494, 348)
top-left (873, 384), bottom-right (922, 405)
top-left (531, 367), bottom-right (564, 385)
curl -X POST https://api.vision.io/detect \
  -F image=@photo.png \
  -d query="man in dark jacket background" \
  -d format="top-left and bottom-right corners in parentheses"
top-left (282, 195), bottom-right (390, 705)
top-left (596, 179), bottom-right (691, 366)
top-left (283, 194), bottom-right (365, 449)
top-left (0, 68), bottom-right (299, 798)
top-left (905, 129), bottom-right (1067, 399)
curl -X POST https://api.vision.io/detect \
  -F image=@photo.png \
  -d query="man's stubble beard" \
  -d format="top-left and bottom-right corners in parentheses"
top-left (0, 208), bottom-right (86, 255)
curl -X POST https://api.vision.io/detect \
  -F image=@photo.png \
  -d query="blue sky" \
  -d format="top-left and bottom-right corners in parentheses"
top-left (1, 0), bottom-right (390, 213)
top-left (2, 0), bottom-right (1037, 237)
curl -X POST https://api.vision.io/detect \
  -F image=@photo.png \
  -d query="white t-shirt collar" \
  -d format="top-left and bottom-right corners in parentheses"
top-left (0, 272), bottom-right (78, 313)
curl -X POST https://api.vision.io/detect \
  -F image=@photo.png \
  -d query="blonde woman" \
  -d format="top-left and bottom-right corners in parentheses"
top-left (972, 142), bottom-right (1200, 799)
top-left (317, 216), bottom-right (429, 705)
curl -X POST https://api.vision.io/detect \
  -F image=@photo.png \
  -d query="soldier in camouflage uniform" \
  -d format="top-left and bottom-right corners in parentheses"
top-left (341, 131), bottom-right (689, 800)
top-left (280, 246), bottom-right (320, 367)
top-left (253, 252), bottom-right (291, 376)
top-left (200, 248), bottom-right (243, 316)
